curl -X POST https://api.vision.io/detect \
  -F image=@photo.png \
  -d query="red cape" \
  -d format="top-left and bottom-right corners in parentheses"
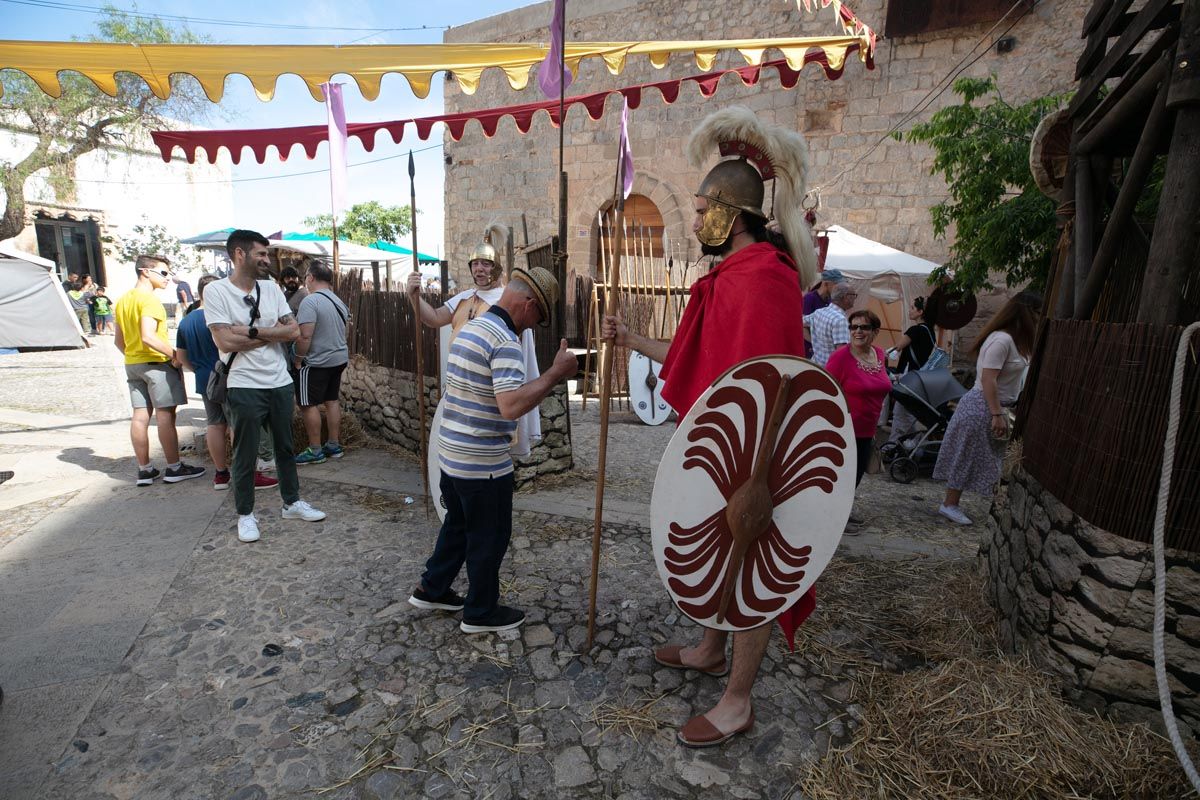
top-left (659, 241), bottom-right (816, 648)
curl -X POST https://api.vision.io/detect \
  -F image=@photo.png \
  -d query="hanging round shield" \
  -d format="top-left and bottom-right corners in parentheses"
top-left (650, 355), bottom-right (856, 632)
top-left (628, 351), bottom-right (671, 426)
top-left (428, 397), bottom-right (447, 522)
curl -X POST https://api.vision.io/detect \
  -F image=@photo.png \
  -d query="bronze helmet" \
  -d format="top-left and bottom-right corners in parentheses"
top-left (694, 158), bottom-right (766, 247)
top-left (468, 236), bottom-right (502, 282)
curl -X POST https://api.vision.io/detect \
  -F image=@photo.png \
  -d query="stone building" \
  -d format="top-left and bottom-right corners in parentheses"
top-left (443, 0), bottom-right (1090, 348)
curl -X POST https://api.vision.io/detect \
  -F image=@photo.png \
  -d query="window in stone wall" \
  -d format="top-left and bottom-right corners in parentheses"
top-left (885, 0), bottom-right (1024, 38)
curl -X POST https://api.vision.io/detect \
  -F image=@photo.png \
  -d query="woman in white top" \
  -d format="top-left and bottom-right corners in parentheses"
top-left (933, 291), bottom-right (1041, 525)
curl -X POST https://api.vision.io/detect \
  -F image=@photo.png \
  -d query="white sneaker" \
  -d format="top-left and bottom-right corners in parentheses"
top-left (256, 458), bottom-right (276, 472)
top-left (238, 514), bottom-right (261, 543)
top-left (938, 504), bottom-right (973, 525)
top-left (282, 500), bottom-right (326, 522)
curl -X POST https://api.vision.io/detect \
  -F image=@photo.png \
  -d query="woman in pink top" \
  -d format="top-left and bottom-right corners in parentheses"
top-left (825, 309), bottom-right (893, 487)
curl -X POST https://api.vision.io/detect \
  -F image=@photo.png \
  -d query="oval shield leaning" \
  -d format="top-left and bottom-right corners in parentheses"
top-left (628, 351), bottom-right (671, 426)
top-left (428, 397), bottom-right (448, 522)
top-left (650, 355), bottom-right (856, 632)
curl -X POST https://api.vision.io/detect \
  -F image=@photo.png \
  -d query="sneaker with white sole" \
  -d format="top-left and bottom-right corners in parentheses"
top-left (281, 500), bottom-right (326, 522)
top-left (408, 586), bottom-right (465, 612)
top-left (136, 466), bottom-right (160, 487)
top-left (460, 605), bottom-right (525, 634)
top-left (256, 458), bottom-right (276, 472)
top-left (164, 462), bottom-right (206, 483)
top-left (238, 514), bottom-right (260, 543)
top-left (938, 504), bottom-right (973, 525)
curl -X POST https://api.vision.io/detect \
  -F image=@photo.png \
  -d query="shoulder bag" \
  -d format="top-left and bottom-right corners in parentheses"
top-left (206, 283), bottom-right (260, 405)
top-left (918, 324), bottom-right (951, 372)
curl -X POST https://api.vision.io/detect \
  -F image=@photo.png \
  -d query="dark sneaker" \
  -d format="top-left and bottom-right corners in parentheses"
top-left (322, 442), bottom-right (345, 459)
top-left (136, 466), bottom-right (160, 487)
top-left (460, 605), bottom-right (525, 634)
top-left (408, 587), bottom-right (465, 612)
top-left (163, 462), bottom-right (206, 483)
top-left (294, 446), bottom-right (327, 465)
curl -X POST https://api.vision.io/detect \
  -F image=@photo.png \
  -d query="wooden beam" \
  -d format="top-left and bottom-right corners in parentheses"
top-left (1072, 152), bottom-right (1100, 318)
top-left (1078, 27), bottom-right (1176, 139)
top-left (1071, 0), bottom-right (1178, 117)
top-left (1078, 53), bottom-right (1171, 151)
top-left (1138, 0), bottom-right (1200, 324)
top-left (1077, 68), bottom-right (1172, 319)
top-left (1077, 0), bottom-right (1139, 79)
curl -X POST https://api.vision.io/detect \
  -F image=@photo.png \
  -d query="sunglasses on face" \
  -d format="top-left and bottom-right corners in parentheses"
top-left (849, 324), bottom-right (877, 332)
top-left (143, 268), bottom-right (170, 278)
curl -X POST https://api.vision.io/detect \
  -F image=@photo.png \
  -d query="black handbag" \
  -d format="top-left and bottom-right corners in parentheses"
top-left (206, 283), bottom-right (260, 404)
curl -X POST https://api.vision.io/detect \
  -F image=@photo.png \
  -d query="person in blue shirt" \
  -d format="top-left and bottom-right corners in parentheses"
top-left (176, 275), bottom-right (277, 493)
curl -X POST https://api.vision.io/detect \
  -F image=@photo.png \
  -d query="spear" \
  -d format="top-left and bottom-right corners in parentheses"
top-left (586, 141), bottom-right (630, 649)
top-left (408, 150), bottom-right (430, 512)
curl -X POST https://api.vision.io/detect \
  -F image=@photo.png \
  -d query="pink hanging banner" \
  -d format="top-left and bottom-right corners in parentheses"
top-left (619, 98), bottom-right (634, 199)
top-left (536, 0), bottom-right (573, 98)
top-left (321, 81), bottom-right (349, 216)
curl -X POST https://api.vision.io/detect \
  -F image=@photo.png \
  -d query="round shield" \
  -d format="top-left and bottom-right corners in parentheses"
top-left (428, 397), bottom-right (448, 522)
top-left (628, 351), bottom-right (671, 426)
top-left (650, 355), bottom-right (856, 632)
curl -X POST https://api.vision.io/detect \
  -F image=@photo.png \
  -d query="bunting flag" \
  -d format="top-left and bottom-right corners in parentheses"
top-left (536, 0), bottom-right (574, 98)
top-left (321, 82), bottom-right (349, 216)
top-left (797, 0), bottom-right (878, 53)
top-left (0, 34), bottom-right (873, 102)
top-left (619, 98), bottom-right (634, 199)
top-left (152, 51), bottom-right (872, 165)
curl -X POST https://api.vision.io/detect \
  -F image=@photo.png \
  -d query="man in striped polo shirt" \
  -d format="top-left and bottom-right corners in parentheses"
top-left (409, 266), bottom-right (577, 634)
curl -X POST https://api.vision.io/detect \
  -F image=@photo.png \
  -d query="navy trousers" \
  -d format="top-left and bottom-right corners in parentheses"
top-left (420, 470), bottom-right (514, 620)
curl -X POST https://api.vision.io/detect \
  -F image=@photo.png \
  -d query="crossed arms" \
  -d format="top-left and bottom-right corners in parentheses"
top-left (209, 315), bottom-right (299, 352)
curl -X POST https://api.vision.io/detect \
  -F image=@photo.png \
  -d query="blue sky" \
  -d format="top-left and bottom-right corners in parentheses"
top-left (2, 0), bottom-right (540, 256)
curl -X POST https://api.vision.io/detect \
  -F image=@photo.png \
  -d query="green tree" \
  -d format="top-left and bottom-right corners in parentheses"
top-left (898, 77), bottom-right (1070, 295)
top-left (0, 6), bottom-right (215, 241)
top-left (116, 222), bottom-right (199, 271)
top-left (303, 201), bottom-right (414, 246)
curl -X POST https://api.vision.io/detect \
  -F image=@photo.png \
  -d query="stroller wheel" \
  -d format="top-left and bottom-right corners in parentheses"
top-left (878, 442), bottom-right (900, 465)
top-left (890, 457), bottom-right (918, 484)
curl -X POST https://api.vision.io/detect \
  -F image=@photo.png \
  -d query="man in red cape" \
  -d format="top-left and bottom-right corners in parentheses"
top-left (604, 106), bottom-right (821, 748)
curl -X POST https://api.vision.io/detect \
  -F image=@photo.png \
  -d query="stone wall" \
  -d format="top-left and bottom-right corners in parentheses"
top-left (442, 0), bottom-right (1090, 290)
top-left (984, 464), bottom-right (1200, 737)
top-left (341, 356), bottom-right (572, 488)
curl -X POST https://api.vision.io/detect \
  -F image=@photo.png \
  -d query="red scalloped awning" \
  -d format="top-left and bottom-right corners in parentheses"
top-left (153, 48), bottom-right (870, 165)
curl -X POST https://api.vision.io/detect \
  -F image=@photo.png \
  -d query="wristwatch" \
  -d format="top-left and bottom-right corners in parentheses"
top-left (248, 326), bottom-right (259, 339)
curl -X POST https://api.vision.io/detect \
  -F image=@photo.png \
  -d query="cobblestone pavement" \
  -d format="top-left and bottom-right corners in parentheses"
top-left (1, 346), bottom-right (993, 799)
top-left (0, 345), bottom-right (130, 422)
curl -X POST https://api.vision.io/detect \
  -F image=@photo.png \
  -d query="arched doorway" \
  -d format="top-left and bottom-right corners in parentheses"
top-left (594, 193), bottom-right (665, 276)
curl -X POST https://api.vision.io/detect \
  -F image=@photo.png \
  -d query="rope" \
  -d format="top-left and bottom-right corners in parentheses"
top-left (1153, 320), bottom-right (1200, 793)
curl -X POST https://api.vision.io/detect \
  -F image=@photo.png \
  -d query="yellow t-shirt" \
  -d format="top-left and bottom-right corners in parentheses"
top-left (115, 288), bottom-right (169, 365)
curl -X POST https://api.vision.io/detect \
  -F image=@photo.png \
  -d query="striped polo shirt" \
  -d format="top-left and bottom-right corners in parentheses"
top-left (438, 307), bottom-right (526, 479)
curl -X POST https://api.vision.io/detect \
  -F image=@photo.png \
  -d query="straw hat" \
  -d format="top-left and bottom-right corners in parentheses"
top-left (509, 266), bottom-right (559, 328)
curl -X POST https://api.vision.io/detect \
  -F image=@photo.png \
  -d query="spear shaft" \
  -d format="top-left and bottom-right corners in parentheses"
top-left (408, 151), bottom-right (430, 512)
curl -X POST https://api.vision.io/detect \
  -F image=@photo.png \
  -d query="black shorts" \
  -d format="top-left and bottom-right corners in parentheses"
top-left (294, 363), bottom-right (346, 407)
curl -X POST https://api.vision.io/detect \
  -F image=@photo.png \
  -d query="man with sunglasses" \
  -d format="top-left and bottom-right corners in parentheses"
top-left (114, 255), bottom-right (205, 486)
top-left (205, 230), bottom-right (327, 543)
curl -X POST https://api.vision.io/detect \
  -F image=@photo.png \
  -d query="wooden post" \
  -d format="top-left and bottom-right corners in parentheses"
top-left (371, 260), bottom-right (381, 292)
top-left (407, 151), bottom-right (430, 510)
top-left (1078, 63), bottom-right (1172, 320)
top-left (1139, 0), bottom-right (1200, 324)
top-left (1072, 153), bottom-right (1097, 319)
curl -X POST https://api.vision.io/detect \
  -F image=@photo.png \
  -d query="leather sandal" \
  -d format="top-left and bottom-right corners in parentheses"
top-left (654, 645), bottom-right (729, 677)
top-left (677, 709), bottom-right (755, 748)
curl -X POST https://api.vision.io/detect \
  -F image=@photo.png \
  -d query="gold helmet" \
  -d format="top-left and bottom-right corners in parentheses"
top-left (468, 222), bottom-right (507, 283)
top-left (695, 159), bottom-right (766, 247)
top-left (686, 107), bottom-right (819, 289)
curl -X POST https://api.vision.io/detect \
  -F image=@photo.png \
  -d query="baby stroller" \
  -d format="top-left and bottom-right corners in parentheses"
top-left (879, 368), bottom-right (966, 483)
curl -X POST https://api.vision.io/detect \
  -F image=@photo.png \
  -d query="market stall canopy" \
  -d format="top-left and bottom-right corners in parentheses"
top-left (151, 56), bottom-right (866, 165)
top-left (819, 225), bottom-right (941, 347)
top-left (0, 243), bottom-right (86, 350)
top-left (368, 240), bottom-right (440, 265)
top-left (179, 227), bottom-right (235, 245)
top-left (269, 236), bottom-right (439, 277)
top-left (0, 35), bottom-right (873, 102)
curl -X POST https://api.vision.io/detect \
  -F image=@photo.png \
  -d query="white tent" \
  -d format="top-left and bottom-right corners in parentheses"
top-left (0, 243), bottom-right (86, 350)
top-left (269, 238), bottom-right (441, 282)
top-left (819, 225), bottom-right (940, 349)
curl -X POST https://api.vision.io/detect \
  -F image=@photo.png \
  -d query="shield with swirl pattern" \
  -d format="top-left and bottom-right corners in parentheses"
top-left (650, 355), bottom-right (856, 631)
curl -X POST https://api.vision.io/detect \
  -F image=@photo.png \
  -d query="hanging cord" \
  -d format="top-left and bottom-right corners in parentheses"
top-left (1152, 320), bottom-right (1200, 793)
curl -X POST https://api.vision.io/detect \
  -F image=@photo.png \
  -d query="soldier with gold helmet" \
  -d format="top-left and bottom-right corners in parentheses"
top-left (603, 106), bottom-right (822, 747)
top-left (407, 222), bottom-right (544, 456)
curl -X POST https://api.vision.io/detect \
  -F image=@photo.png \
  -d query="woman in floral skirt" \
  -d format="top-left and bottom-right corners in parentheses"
top-left (934, 291), bottom-right (1040, 525)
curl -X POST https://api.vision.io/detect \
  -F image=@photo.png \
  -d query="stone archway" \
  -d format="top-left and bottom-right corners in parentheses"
top-left (573, 171), bottom-right (690, 280)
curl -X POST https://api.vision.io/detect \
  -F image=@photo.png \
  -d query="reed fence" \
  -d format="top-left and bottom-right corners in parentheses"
top-left (334, 269), bottom-right (439, 377)
top-left (1020, 319), bottom-right (1199, 551)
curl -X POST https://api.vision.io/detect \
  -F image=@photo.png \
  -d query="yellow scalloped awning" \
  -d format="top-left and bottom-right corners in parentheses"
top-left (0, 35), bottom-right (872, 102)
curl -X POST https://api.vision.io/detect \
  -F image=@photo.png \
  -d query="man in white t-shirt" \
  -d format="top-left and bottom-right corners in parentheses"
top-left (407, 234), bottom-right (543, 455)
top-left (205, 229), bottom-right (327, 544)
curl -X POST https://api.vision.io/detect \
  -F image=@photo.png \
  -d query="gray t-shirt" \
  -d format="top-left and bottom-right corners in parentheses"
top-left (296, 289), bottom-right (349, 368)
